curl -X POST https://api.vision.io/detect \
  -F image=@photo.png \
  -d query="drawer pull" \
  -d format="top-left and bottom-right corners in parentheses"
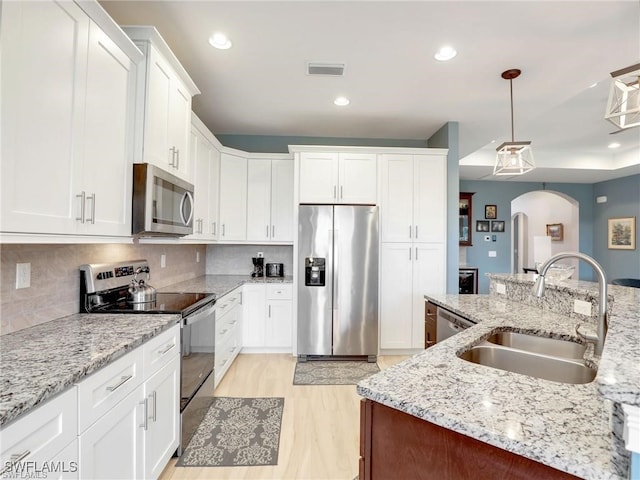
top-left (158, 343), bottom-right (175, 355)
top-left (106, 374), bottom-right (133, 392)
top-left (150, 391), bottom-right (157, 422)
top-left (139, 398), bottom-right (148, 430)
top-left (0, 450), bottom-right (31, 475)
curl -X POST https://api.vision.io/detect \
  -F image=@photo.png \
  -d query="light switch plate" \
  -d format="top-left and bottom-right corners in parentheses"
top-left (196, 251), bottom-right (200, 263)
top-left (574, 299), bottom-right (592, 316)
top-left (489, 251), bottom-right (497, 257)
top-left (160, 254), bottom-right (166, 268)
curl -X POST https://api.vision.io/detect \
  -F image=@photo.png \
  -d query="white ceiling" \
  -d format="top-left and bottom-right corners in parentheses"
top-left (100, 0), bottom-right (640, 183)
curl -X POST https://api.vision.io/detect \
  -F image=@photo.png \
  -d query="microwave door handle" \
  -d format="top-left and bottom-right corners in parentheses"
top-left (180, 191), bottom-right (194, 226)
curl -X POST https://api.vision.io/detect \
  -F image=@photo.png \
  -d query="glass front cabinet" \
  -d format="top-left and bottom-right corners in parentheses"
top-left (459, 192), bottom-right (474, 246)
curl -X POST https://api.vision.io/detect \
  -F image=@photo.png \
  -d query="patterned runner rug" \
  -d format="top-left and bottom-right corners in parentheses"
top-left (176, 397), bottom-right (284, 467)
top-left (293, 361), bottom-right (380, 385)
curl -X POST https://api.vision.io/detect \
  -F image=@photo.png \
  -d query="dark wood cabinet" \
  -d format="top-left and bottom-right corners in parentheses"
top-left (359, 399), bottom-right (580, 480)
top-left (425, 301), bottom-right (437, 348)
top-left (459, 192), bottom-right (474, 246)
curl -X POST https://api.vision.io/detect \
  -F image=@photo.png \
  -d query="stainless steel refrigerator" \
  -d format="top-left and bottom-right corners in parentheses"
top-left (297, 205), bottom-right (379, 360)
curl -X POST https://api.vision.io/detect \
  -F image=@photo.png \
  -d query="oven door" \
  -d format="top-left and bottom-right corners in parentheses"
top-left (181, 301), bottom-right (215, 407)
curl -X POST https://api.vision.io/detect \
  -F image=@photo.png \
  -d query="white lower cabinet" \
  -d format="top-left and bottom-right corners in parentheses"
top-left (0, 387), bottom-right (78, 479)
top-left (380, 242), bottom-right (445, 349)
top-left (242, 283), bottom-right (292, 352)
top-left (214, 288), bottom-right (243, 388)
top-left (77, 324), bottom-right (180, 479)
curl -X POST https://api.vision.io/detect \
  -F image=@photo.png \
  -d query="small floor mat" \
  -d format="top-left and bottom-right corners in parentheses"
top-left (293, 361), bottom-right (380, 385)
top-left (176, 397), bottom-right (284, 467)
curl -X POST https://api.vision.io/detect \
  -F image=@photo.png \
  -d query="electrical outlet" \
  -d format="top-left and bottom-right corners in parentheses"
top-left (160, 254), bottom-right (166, 268)
top-left (574, 299), bottom-right (592, 316)
top-left (257, 252), bottom-right (264, 258)
top-left (496, 283), bottom-right (506, 295)
top-left (16, 263), bottom-right (31, 289)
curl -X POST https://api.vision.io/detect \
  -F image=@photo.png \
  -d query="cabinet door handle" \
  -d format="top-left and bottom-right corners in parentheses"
top-left (87, 193), bottom-right (96, 224)
top-left (222, 224), bottom-right (226, 236)
top-left (106, 374), bottom-right (133, 392)
top-left (158, 343), bottom-right (175, 355)
top-left (415, 225), bottom-right (419, 239)
top-left (175, 149), bottom-right (180, 169)
top-left (239, 292), bottom-right (243, 305)
top-left (150, 391), bottom-right (157, 422)
top-left (333, 185), bottom-right (337, 199)
top-left (409, 225), bottom-right (412, 239)
top-left (266, 225), bottom-right (269, 238)
top-left (212, 222), bottom-right (216, 235)
top-left (415, 247), bottom-right (418, 260)
top-left (409, 247), bottom-right (412, 260)
top-left (272, 225), bottom-right (275, 237)
top-left (76, 191), bottom-right (86, 222)
top-left (268, 305), bottom-right (271, 317)
top-left (139, 398), bottom-right (148, 430)
top-left (340, 185), bottom-right (343, 199)
top-left (169, 147), bottom-right (176, 167)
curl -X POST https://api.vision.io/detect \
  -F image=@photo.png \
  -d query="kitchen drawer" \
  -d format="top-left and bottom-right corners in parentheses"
top-left (77, 347), bottom-right (144, 434)
top-left (143, 324), bottom-right (180, 378)
top-left (215, 287), bottom-right (242, 315)
top-left (215, 333), bottom-right (240, 386)
top-left (215, 306), bottom-right (239, 345)
top-left (266, 283), bottom-right (292, 300)
top-left (0, 387), bottom-right (77, 475)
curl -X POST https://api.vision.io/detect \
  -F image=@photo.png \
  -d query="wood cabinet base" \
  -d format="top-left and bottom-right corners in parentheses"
top-left (359, 399), bottom-right (579, 480)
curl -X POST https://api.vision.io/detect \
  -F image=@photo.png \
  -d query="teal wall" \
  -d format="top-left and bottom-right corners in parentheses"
top-left (216, 134), bottom-right (427, 153)
top-left (459, 176), bottom-right (639, 293)
top-left (459, 180), bottom-right (595, 293)
top-left (593, 174), bottom-right (640, 280)
top-left (427, 122), bottom-right (460, 294)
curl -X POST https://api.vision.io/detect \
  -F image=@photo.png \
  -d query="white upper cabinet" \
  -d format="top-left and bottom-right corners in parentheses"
top-left (187, 120), bottom-right (221, 240)
top-left (298, 151), bottom-right (377, 204)
top-left (246, 158), bottom-right (294, 243)
top-left (381, 153), bottom-right (447, 243)
top-left (0, 0), bottom-right (141, 237)
top-left (219, 153), bottom-right (248, 241)
top-left (122, 26), bottom-right (200, 183)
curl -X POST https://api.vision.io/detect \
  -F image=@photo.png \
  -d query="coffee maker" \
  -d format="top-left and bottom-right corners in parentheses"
top-left (251, 257), bottom-right (264, 277)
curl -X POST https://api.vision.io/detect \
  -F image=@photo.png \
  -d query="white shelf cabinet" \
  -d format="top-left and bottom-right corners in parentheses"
top-left (77, 324), bottom-right (180, 480)
top-left (214, 288), bottom-right (243, 388)
top-left (123, 26), bottom-right (200, 183)
top-left (1, 1), bottom-right (140, 237)
top-left (0, 387), bottom-right (78, 479)
top-left (187, 121), bottom-right (221, 240)
top-left (380, 153), bottom-right (447, 243)
top-left (219, 153), bottom-right (248, 241)
top-left (380, 243), bottom-right (446, 349)
top-left (247, 158), bottom-right (294, 242)
top-left (242, 283), bottom-right (292, 352)
top-left (298, 152), bottom-right (377, 204)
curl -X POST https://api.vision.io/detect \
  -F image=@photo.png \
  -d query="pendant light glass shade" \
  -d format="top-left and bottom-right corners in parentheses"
top-left (494, 141), bottom-right (535, 175)
top-left (605, 63), bottom-right (640, 130)
top-left (494, 69), bottom-right (535, 176)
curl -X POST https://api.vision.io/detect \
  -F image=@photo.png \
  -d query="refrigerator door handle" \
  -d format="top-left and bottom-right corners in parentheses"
top-left (333, 229), bottom-right (339, 309)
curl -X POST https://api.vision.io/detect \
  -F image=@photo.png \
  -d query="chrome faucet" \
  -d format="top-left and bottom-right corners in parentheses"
top-left (532, 251), bottom-right (608, 356)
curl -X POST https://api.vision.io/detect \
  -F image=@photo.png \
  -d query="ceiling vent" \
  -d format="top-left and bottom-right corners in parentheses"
top-left (307, 62), bottom-right (345, 76)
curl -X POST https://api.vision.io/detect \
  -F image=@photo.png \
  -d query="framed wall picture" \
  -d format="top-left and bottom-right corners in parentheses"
top-left (485, 205), bottom-right (497, 219)
top-left (476, 220), bottom-right (490, 232)
top-left (608, 217), bottom-right (636, 250)
top-left (546, 223), bottom-right (563, 241)
top-left (491, 220), bottom-right (505, 232)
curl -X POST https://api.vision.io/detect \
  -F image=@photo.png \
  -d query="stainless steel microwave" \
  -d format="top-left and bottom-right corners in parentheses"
top-left (132, 163), bottom-right (194, 236)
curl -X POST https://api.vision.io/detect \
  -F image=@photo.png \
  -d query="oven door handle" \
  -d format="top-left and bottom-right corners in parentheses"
top-left (184, 301), bottom-right (216, 326)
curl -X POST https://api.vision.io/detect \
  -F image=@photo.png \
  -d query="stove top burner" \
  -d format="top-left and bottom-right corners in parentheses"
top-left (90, 292), bottom-right (215, 316)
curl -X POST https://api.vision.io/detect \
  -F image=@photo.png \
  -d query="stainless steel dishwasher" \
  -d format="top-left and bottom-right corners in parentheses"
top-left (436, 307), bottom-right (476, 342)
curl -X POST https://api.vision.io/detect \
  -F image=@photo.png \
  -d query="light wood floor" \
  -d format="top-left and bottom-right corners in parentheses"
top-left (160, 354), bottom-right (408, 480)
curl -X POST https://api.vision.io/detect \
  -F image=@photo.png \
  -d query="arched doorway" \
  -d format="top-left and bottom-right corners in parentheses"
top-left (511, 191), bottom-right (579, 273)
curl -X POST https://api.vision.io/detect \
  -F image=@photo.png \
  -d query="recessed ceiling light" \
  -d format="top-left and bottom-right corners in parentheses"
top-left (209, 33), bottom-right (232, 50)
top-left (434, 45), bottom-right (457, 61)
top-left (334, 96), bottom-right (350, 106)
top-left (608, 142), bottom-right (621, 149)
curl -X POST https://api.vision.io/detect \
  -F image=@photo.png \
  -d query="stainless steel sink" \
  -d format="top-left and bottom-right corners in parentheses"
top-left (458, 332), bottom-right (596, 384)
top-left (485, 331), bottom-right (586, 359)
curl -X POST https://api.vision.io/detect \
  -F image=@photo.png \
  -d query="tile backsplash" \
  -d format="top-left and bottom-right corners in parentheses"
top-left (206, 245), bottom-right (293, 276)
top-left (1, 243), bottom-right (206, 335)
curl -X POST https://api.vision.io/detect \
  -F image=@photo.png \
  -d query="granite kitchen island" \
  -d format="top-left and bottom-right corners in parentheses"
top-left (357, 274), bottom-right (639, 479)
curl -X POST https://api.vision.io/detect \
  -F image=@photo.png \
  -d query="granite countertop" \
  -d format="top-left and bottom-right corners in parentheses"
top-left (158, 274), bottom-right (293, 296)
top-left (358, 283), bottom-right (639, 479)
top-left (0, 313), bottom-right (180, 427)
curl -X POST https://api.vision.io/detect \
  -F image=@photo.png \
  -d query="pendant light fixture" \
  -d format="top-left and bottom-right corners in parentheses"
top-left (605, 63), bottom-right (640, 130)
top-left (493, 69), bottom-right (535, 176)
